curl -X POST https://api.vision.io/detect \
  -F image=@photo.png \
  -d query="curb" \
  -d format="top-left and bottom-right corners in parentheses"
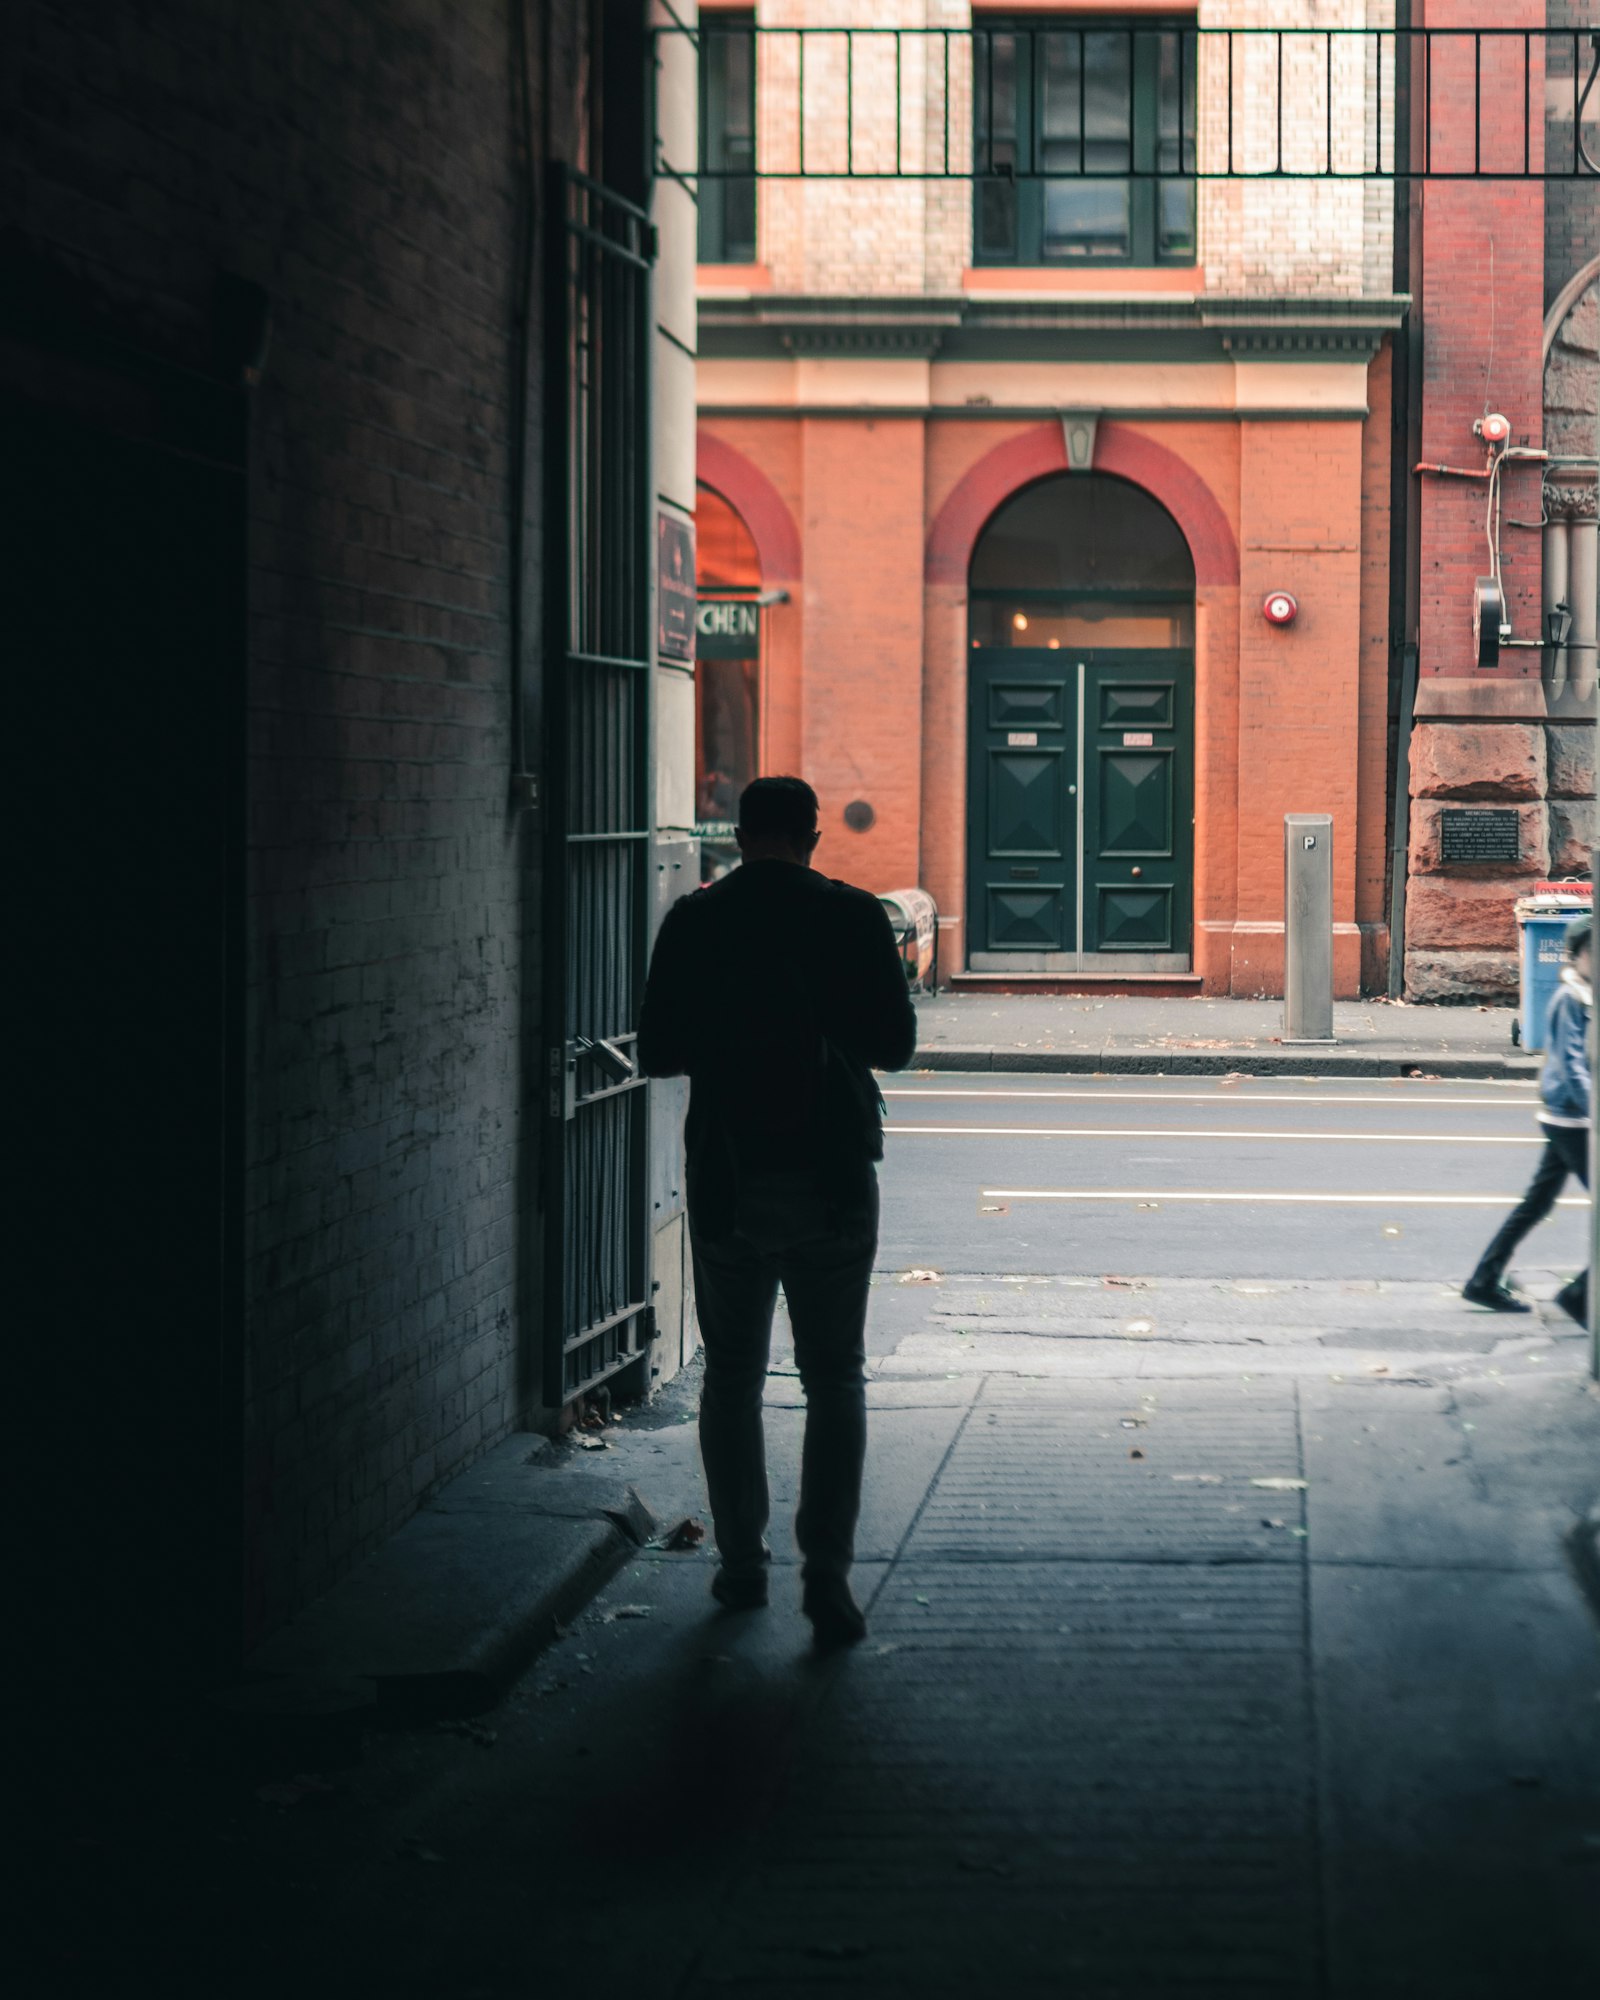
top-left (912, 1045), bottom-right (1536, 1080)
top-left (223, 1438), bottom-right (657, 1755)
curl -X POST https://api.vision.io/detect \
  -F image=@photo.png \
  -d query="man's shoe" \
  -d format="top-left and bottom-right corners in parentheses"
top-left (1554, 1281), bottom-right (1587, 1327)
top-left (802, 1573), bottom-right (866, 1650)
top-left (711, 1565), bottom-right (769, 1611)
top-left (1462, 1278), bottom-right (1532, 1313)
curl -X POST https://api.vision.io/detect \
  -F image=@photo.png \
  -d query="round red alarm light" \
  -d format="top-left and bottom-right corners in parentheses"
top-left (1263, 591), bottom-right (1298, 626)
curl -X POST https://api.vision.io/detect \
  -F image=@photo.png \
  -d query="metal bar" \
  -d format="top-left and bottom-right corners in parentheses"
top-left (1079, 28), bottom-right (1086, 177)
top-left (1474, 32), bottom-right (1481, 176)
top-left (564, 217), bottom-right (652, 270)
top-left (1524, 30), bottom-right (1530, 177)
top-left (798, 30), bottom-right (805, 177)
top-left (1425, 27), bottom-right (1433, 177)
top-left (1277, 29), bottom-right (1284, 176)
top-left (565, 649), bottom-right (651, 672)
top-left (1227, 28), bottom-right (1234, 174)
top-left (566, 830), bottom-right (650, 844)
top-left (562, 1302), bottom-right (647, 1359)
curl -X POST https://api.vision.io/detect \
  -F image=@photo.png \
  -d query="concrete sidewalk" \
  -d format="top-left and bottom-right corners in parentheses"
top-left (913, 992), bottom-right (1532, 1077)
top-left (155, 1274), bottom-right (1600, 2000)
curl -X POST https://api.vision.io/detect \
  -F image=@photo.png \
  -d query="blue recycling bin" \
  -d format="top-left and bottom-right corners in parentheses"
top-left (1516, 894), bottom-right (1589, 1051)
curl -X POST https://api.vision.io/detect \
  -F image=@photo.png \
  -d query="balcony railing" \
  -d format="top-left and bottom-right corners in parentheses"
top-left (655, 24), bottom-right (1599, 183)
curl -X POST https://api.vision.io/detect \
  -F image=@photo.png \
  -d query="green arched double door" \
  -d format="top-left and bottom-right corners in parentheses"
top-left (965, 474), bottom-right (1195, 971)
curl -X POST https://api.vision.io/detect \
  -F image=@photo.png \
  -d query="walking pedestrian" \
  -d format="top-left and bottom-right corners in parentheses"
top-left (1463, 913), bottom-right (1592, 1321)
top-left (638, 776), bottom-right (918, 1647)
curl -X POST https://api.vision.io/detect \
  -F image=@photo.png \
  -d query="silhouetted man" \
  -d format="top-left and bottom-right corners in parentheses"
top-left (638, 776), bottom-right (917, 1646)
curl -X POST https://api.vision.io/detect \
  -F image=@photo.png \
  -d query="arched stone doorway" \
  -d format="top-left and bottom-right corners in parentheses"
top-left (966, 472), bottom-right (1197, 969)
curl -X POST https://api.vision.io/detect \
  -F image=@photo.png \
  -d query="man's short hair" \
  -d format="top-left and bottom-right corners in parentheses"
top-left (739, 775), bottom-right (819, 842)
top-left (1565, 913), bottom-right (1592, 958)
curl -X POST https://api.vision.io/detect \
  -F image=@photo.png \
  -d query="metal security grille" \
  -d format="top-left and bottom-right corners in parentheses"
top-left (656, 23), bottom-right (1599, 182)
top-left (544, 167), bottom-right (655, 1409)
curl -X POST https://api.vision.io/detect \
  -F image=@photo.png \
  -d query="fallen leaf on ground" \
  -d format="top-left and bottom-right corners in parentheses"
top-left (1171, 1473), bottom-right (1222, 1484)
top-left (659, 1517), bottom-right (707, 1550)
top-left (899, 1268), bottom-right (943, 1285)
top-left (1129, 1447), bottom-right (1146, 1460)
top-left (600, 1604), bottom-right (652, 1622)
top-left (571, 1433), bottom-right (608, 1451)
top-left (1261, 1517), bottom-right (1287, 1529)
top-left (1251, 1477), bottom-right (1309, 1491)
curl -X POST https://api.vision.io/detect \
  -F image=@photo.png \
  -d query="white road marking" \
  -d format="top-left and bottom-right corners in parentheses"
top-left (884, 1087), bottom-right (1537, 1109)
top-left (886, 1124), bottom-right (1540, 1146)
top-left (979, 1189), bottom-right (1589, 1207)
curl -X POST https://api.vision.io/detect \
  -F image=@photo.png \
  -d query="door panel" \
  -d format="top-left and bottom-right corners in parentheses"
top-left (1081, 657), bottom-right (1192, 956)
top-left (988, 884), bottom-right (1066, 947)
top-left (968, 647), bottom-right (1192, 962)
top-left (967, 651), bottom-right (1073, 953)
top-left (1097, 747), bottom-right (1173, 855)
top-left (989, 747), bottom-right (1066, 856)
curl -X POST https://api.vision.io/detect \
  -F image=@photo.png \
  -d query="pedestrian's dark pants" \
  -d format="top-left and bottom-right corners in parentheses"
top-left (1470, 1123), bottom-right (1590, 1309)
top-left (689, 1171), bottom-right (878, 1584)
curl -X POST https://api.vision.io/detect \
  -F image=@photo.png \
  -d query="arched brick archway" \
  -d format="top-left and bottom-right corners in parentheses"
top-left (696, 430), bottom-right (803, 582)
top-left (925, 419), bottom-right (1238, 588)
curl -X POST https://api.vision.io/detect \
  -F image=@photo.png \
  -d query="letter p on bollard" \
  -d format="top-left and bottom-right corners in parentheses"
top-left (1283, 814), bottom-right (1334, 1045)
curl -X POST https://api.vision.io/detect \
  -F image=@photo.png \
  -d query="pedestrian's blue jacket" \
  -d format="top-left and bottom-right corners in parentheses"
top-left (1539, 967), bottom-right (1592, 1126)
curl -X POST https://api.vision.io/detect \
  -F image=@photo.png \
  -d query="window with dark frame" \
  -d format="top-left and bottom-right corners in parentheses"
top-left (698, 11), bottom-right (757, 264)
top-left (975, 17), bottom-right (1198, 267)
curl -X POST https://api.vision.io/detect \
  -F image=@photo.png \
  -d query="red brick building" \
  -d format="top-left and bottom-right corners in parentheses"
top-left (686, 4), bottom-right (1597, 999)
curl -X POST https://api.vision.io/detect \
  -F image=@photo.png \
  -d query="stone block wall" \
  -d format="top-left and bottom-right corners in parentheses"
top-left (1405, 719), bottom-right (1594, 1000)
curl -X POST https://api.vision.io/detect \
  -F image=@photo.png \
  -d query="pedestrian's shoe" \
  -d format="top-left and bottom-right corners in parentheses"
top-left (1554, 1280), bottom-right (1587, 1326)
top-left (1462, 1277), bottom-right (1532, 1313)
top-left (711, 1560), bottom-right (770, 1611)
top-left (802, 1572), bottom-right (867, 1650)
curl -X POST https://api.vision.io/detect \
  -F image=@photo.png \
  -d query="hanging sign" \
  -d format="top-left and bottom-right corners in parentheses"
top-left (695, 598), bottom-right (760, 659)
top-left (657, 514), bottom-right (696, 664)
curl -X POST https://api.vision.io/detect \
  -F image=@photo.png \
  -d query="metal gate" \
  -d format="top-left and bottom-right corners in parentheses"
top-left (544, 167), bottom-right (656, 1408)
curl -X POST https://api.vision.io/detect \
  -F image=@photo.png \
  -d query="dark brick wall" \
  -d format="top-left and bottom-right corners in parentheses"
top-left (5, 0), bottom-right (587, 1644)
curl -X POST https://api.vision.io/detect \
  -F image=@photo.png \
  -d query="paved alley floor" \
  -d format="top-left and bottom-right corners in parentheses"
top-left (112, 1078), bottom-right (1600, 2000)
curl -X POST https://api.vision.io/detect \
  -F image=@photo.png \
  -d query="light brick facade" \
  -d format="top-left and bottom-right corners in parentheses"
top-left (694, 2), bottom-right (1596, 999)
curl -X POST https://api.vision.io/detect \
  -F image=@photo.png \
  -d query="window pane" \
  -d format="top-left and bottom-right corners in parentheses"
top-left (971, 596), bottom-right (1195, 650)
top-left (700, 15), bottom-right (757, 262)
top-left (970, 475), bottom-right (1195, 594)
top-left (1040, 32), bottom-right (1129, 259)
top-left (1157, 30), bottom-right (1197, 174)
top-left (975, 33), bottom-right (1019, 255)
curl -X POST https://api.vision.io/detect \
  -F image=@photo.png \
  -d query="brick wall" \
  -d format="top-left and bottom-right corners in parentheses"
top-left (6, 0), bottom-right (592, 1643)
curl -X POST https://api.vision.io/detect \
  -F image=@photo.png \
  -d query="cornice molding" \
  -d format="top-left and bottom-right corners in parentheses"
top-left (699, 291), bottom-right (1410, 358)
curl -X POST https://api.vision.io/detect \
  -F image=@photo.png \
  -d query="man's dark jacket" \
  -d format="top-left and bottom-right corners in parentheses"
top-left (637, 859), bottom-right (918, 1230)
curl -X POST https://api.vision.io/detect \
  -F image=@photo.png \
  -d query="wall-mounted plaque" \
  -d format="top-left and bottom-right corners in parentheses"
top-left (1439, 807), bottom-right (1520, 865)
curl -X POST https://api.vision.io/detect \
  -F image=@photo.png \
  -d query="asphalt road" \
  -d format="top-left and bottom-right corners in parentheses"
top-left (877, 1072), bottom-right (1589, 1285)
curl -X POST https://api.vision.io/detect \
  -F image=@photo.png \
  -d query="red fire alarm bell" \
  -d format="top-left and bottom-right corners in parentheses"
top-left (1263, 591), bottom-right (1298, 626)
top-left (1475, 412), bottom-right (1512, 445)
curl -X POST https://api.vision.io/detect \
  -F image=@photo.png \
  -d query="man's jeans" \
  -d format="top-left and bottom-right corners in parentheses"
top-left (689, 1170), bottom-right (878, 1584)
top-left (1471, 1122), bottom-right (1590, 1301)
